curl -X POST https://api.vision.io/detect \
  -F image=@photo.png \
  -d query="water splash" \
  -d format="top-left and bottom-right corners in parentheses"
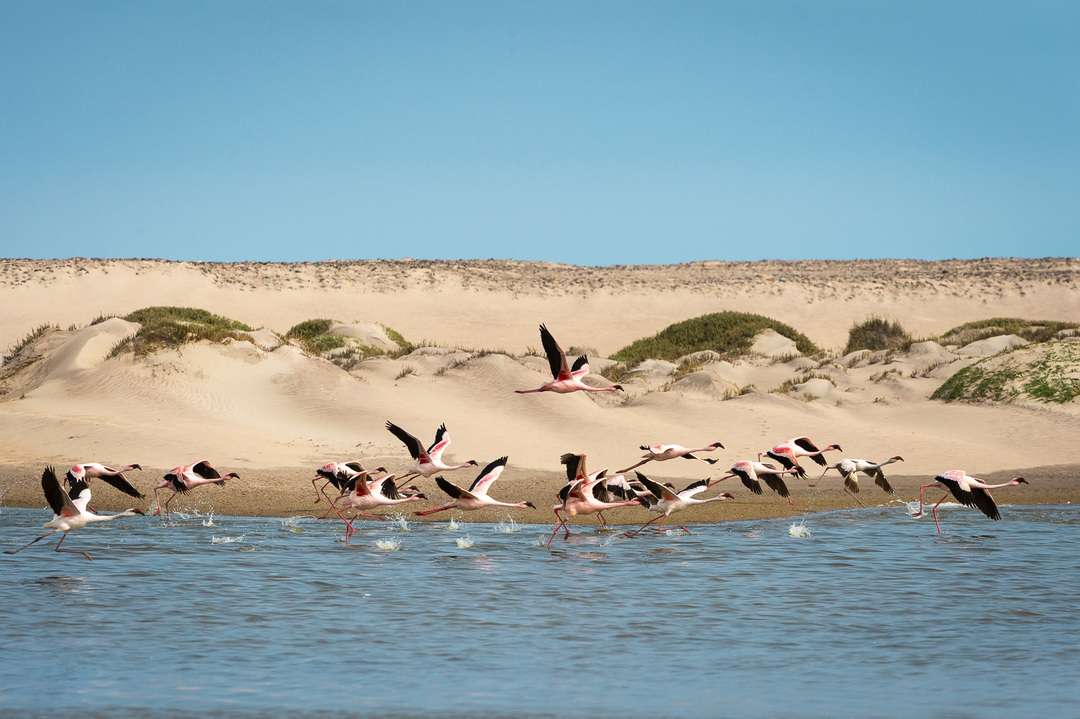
top-left (388, 513), bottom-right (411, 532)
top-left (375, 539), bottom-right (401, 551)
top-left (280, 516), bottom-right (306, 534)
top-left (211, 534), bottom-right (245, 544)
top-left (495, 516), bottom-right (520, 534)
top-left (455, 535), bottom-right (475, 549)
top-left (788, 521), bottom-right (812, 539)
top-left (446, 516), bottom-right (461, 531)
top-left (201, 512), bottom-right (216, 527)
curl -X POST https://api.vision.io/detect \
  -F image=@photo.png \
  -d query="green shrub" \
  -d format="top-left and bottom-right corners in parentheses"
top-left (844, 317), bottom-right (911, 354)
top-left (612, 312), bottom-right (817, 365)
top-left (3, 324), bottom-right (56, 365)
top-left (940, 318), bottom-right (1079, 346)
top-left (122, 306), bottom-right (252, 356)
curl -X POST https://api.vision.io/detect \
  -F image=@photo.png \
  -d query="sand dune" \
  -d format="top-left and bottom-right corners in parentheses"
top-left (0, 258), bottom-right (1077, 517)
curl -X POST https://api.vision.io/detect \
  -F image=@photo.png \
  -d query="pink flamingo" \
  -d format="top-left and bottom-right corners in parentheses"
top-left (515, 324), bottom-right (624, 395)
top-left (624, 472), bottom-right (735, 536)
top-left (413, 457), bottom-right (536, 517)
top-left (153, 461), bottom-right (239, 517)
top-left (385, 421), bottom-right (478, 482)
top-left (310, 461), bottom-right (387, 504)
top-left (65, 462), bottom-right (144, 500)
top-left (547, 453), bottom-right (642, 545)
top-left (762, 436), bottom-right (842, 477)
top-left (5, 467), bottom-right (143, 561)
top-left (618, 441), bottom-right (725, 473)
top-left (334, 474), bottom-right (427, 543)
top-left (717, 460), bottom-right (802, 501)
top-left (914, 470), bottom-right (1028, 533)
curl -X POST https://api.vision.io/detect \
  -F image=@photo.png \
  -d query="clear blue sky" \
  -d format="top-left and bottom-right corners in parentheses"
top-left (2, 1), bottom-right (1077, 264)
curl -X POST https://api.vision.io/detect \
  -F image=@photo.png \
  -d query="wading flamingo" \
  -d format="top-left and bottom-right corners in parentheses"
top-left (385, 421), bottom-right (478, 482)
top-left (624, 472), bottom-right (734, 536)
top-left (310, 461), bottom-right (387, 504)
top-left (413, 457), bottom-right (536, 517)
top-left (153, 461), bottom-right (239, 517)
top-left (515, 324), bottom-right (623, 395)
top-left (548, 453), bottom-right (642, 545)
top-left (763, 437), bottom-right (842, 477)
top-left (5, 467), bottom-right (143, 560)
top-left (914, 470), bottom-right (1028, 533)
top-left (618, 441), bottom-right (725, 473)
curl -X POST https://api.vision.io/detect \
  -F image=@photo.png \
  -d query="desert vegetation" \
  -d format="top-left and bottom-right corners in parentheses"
top-left (844, 317), bottom-right (912, 354)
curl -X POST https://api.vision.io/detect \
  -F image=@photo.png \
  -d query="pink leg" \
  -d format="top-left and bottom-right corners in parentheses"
top-left (914, 483), bottom-right (941, 518)
top-left (55, 533), bottom-right (92, 560)
top-left (930, 492), bottom-right (950, 534)
top-left (547, 509), bottom-right (567, 546)
top-left (625, 514), bottom-right (667, 537)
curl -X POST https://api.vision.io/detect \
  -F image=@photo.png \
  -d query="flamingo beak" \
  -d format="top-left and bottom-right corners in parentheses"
top-left (1014, 477), bottom-right (1028, 484)
top-left (614, 384), bottom-right (624, 391)
top-left (132, 463), bottom-right (143, 471)
top-left (525, 501), bottom-right (536, 509)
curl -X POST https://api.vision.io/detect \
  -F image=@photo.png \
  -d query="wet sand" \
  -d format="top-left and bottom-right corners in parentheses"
top-left (2, 462), bottom-right (1075, 526)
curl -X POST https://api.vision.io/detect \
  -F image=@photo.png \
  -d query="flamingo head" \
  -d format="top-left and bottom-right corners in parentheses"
top-left (889, 456), bottom-right (904, 462)
top-left (468, 460), bottom-right (480, 466)
top-left (130, 463), bottom-right (143, 471)
top-left (719, 492), bottom-right (735, 500)
top-left (129, 508), bottom-right (146, 515)
top-left (374, 466), bottom-right (388, 473)
top-left (613, 384), bottom-right (625, 391)
top-left (523, 501), bottom-right (536, 509)
top-left (1013, 477), bottom-right (1028, 485)
top-left (709, 441), bottom-right (725, 449)
top-left (225, 472), bottom-right (241, 479)
top-left (828, 444), bottom-right (843, 452)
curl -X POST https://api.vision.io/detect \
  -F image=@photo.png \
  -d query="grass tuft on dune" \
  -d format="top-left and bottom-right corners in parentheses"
top-left (940, 318), bottom-right (1079, 346)
top-left (285, 319), bottom-right (348, 354)
top-left (932, 340), bottom-right (1080, 404)
top-left (611, 312), bottom-right (817, 365)
top-left (116, 306), bottom-right (253, 357)
top-left (3, 323), bottom-right (56, 365)
top-left (844, 317), bottom-right (912, 354)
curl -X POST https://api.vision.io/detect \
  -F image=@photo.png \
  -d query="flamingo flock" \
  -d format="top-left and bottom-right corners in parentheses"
top-left (4, 323), bottom-right (1032, 559)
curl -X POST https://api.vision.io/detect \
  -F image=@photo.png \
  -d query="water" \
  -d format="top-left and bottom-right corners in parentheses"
top-left (2, 505), bottom-right (1080, 718)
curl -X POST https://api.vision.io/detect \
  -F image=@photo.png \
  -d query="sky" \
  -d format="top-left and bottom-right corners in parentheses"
top-left (2, 1), bottom-right (1077, 264)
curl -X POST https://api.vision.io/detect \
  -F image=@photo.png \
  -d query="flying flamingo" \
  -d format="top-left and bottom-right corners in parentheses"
top-left (515, 324), bottom-right (624, 395)
top-left (65, 462), bottom-right (144, 500)
top-left (153, 461), bottom-right (239, 517)
top-left (913, 470), bottom-right (1028, 534)
top-left (763, 437), bottom-right (843, 477)
top-left (334, 474), bottom-right (427, 543)
top-left (548, 453), bottom-right (642, 545)
top-left (624, 472), bottom-right (734, 536)
top-left (618, 441), bottom-right (725, 473)
top-left (717, 460), bottom-right (802, 500)
top-left (385, 421), bottom-right (478, 483)
top-left (820, 456), bottom-right (904, 500)
top-left (413, 457), bottom-right (536, 517)
top-left (5, 466), bottom-right (143, 560)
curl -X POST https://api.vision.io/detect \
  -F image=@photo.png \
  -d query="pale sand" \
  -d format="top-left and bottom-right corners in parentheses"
top-left (0, 258), bottom-right (1077, 520)
top-left (0, 463), bottom-right (1075, 524)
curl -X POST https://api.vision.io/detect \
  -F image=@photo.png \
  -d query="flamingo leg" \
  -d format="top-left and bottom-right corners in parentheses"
top-left (414, 503), bottom-right (455, 517)
top-left (54, 532), bottom-right (92, 560)
top-left (914, 483), bottom-right (942, 518)
top-left (5, 531), bottom-right (56, 555)
top-left (163, 491), bottom-right (180, 517)
top-left (617, 458), bottom-right (652, 473)
top-left (625, 514), bottom-right (667, 537)
top-left (845, 489), bottom-right (866, 507)
top-left (547, 509), bottom-right (568, 546)
top-left (596, 511), bottom-right (609, 530)
top-left (930, 492), bottom-right (951, 534)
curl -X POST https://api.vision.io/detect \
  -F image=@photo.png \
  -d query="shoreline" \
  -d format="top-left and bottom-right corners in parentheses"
top-left (2, 462), bottom-right (1075, 524)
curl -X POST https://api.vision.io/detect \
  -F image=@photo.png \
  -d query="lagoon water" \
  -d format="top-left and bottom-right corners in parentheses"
top-left (2, 504), bottom-right (1079, 718)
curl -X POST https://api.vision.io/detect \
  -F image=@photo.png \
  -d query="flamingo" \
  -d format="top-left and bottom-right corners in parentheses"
top-left (820, 456), bottom-right (904, 499)
top-left (913, 470), bottom-right (1028, 534)
top-left (153, 461), bottom-right (239, 517)
top-left (624, 471), bottom-right (734, 536)
top-left (618, 441), bottom-right (725, 473)
top-left (763, 437), bottom-right (842, 477)
top-left (334, 474), bottom-right (427, 543)
top-left (547, 453), bottom-right (642, 545)
top-left (413, 457), bottom-right (536, 517)
top-left (65, 462), bottom-right (144, 500)
top-left (310, 461), bottom-right (387, 504)
top-left (716, 460), bottom-right (801, 500)
top-left (5, 466), bottom-right (143, 560)
top-left (515, 324), bottom-right (624, 395)
top-left (385, 421), bottom-right (478, 483)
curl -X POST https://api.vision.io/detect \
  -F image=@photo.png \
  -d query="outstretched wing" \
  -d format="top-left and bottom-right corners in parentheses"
top-left (560, 453), bottom-right (587, 482)
top-left (938, 476), bottom-right (1000, 520)
top-left (386, 421), bottom-right (427, 461)
top-left (766, 451), bottom-right (805, 477)
top-left (793, 437), bottom-right (828, 466)
top-left (99, 472), bottom-right (144, 499)
top-left (427, 424), bottom-right (451, 461)
top-left (634, 472), bottom-right (680, 503)
top-left (870, 467), bottom-right (894, 494)
top-left (571, 354), bottom-right (590, 378)
top-left (374, 475), bottom-right (400, 499)
top-left (68, 480), bottom-right (92, 512)
top-left (761, 473), bottom-right (791, 498)
top-left (539, 324), bottom-right (571, 380)
top-left (680, 478), bottom-right (711, 498)
top-left (435, 476), bottom-right (475, 501)
top-left (733, 468), bottom-right (763, 495)
top-left (191, 461), bottom-right (223, 480)
top-left (468, 456), bottom-right (508, 495)
top-left (843, 472), bottom-right (859, 494)
top-left (42, 466), bottom-right (79, 517)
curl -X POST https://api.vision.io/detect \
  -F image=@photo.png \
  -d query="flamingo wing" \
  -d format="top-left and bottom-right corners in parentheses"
top-left (870, 467), bottom-right (894, 494)
top-left (190, 461), bottom-right (223, 480)
top-left (560, 453), bottom-right (588, 482)
top-left (634, 472), bottom-right (680, 503)
top-left (42, 466), bottom-right (79, 517)
top-left (68, 481), bottom-right (92, 513)
top-left (386, 421), bottom-right (427, 462)
top-left (539, 324), bottom-right (571, 380)
top-left (937, 476), bottom-right (1000, 520)
top-left (427, 423), bottom-right (451, 461)
top-left (343, 461), bottom-right (365, 473)
top-left (761, 473), bottom-right (791, 498)
top-left (679, 478), bottom-right (711, 497)
top-left (435, 476), bottom-right (476, 501)
top-left (766, 451), bottom-right (800, 473)
top-left (98, 472), bottom-right (144, 499)
top-left (468, 456), bottom-right (508, 495)
top-left (793, 437), bottom-right (829, 466)
top-left (733, 468), bottom-right (763, 495)
top-left (373, 476), bottom-right (400, 500)
top-left (570, 354), bottom-right (590, 378)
